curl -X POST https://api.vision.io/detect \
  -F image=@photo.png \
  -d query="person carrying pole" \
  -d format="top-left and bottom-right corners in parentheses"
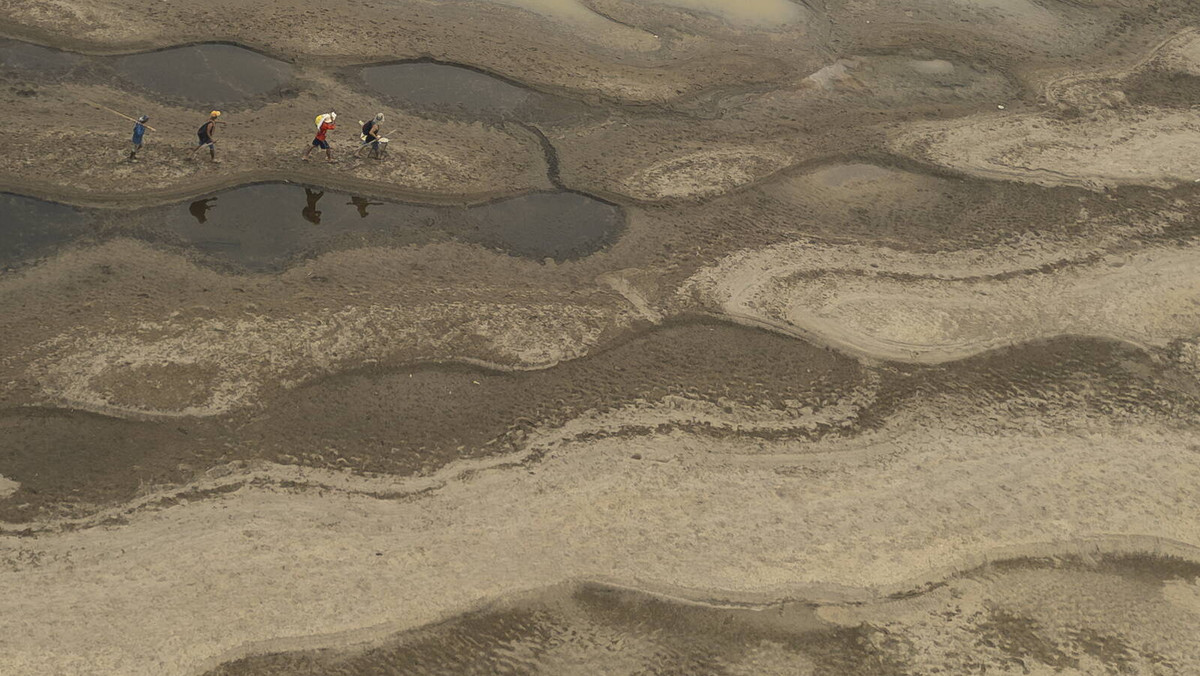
top-left (78, 99), bottom-right (158, 161)
top-left (357, 113), bottom-right (385, 159)
top-left (129, 115), bottom-right (150, 161)
top-left (191, 111), bottom-right (223, 162)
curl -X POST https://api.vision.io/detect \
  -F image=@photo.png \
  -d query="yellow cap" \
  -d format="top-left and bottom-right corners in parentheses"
top-left (210, 110), bottom-right (222, 118)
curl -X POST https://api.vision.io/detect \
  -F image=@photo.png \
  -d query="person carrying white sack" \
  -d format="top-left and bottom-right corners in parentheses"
top-left (302, 111), bottom-right (338, 163)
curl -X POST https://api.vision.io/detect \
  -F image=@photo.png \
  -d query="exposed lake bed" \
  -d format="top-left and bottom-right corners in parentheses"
top-left (4, 0), bottom-right (1200, 674)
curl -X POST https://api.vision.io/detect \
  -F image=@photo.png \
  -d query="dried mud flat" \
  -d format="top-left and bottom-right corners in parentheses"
top-left (5, 0), bottom-right (1200, 674)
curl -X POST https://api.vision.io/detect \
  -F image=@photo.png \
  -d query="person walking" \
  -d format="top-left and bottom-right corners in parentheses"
top-left (302, 188), bottom-right (324, 224)
top-left (128, 115), bottom-right (150, 161)
top-left (357, 113), bottom-right (385, 159)
top-left (190, 111), bottom-right (222, 162)
top-left (189, 197), bottom-right (217, 223)
top-left (347, 195), bottom-right (382, 217)
top-left (303, 112), bottom-right (337, 163)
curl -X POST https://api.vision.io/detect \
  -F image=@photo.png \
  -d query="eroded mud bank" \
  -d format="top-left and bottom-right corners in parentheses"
top-left (204, 553), bottom-right (1200, 676)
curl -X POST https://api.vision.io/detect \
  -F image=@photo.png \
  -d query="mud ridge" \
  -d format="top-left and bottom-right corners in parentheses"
top-left (4, 316), bottom-right (1194, 525)
top-left (193, 537), bottom-right (1200, 676)
top-left (507, 121), bottom-right (567, 190)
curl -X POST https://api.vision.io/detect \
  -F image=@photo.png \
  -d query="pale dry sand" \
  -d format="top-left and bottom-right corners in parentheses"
top-left (683, 237), bottom-right (1200, 362)
top-left (0, 475), bottom-right (18, 499)
top-left (3, 411), bottom-right (1198, 675)
top-left (892, 110), bottom-right (1200, 190)
top-left (890, 28), bottom-right (1200, 191)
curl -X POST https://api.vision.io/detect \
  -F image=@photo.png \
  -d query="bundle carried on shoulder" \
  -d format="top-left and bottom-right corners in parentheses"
top-left (314, 112), bottom-right (337, 128)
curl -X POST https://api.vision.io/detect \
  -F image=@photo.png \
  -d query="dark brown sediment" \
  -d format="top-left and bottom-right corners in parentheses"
top-left (4, 319), bottom-right (1195, 524)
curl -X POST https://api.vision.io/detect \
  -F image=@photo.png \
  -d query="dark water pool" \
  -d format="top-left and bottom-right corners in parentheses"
top-left (0, 39), bottom-right (87, 73)
top-left (0, 193), bottom-right (91, 268)
top-left (360, 62), bottom-right (595, 125)
top-left (114, 44), bottom-right (294, 106)
top-left (0, 184), bottom-right (624, 271)
top-left (159, 184), bottom-right (623, 270)
top-left (0, 40), bottom-right (293, 106)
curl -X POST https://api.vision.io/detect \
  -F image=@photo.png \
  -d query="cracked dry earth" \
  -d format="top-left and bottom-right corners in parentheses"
top-left (6, 0), bottom-right (1200, 674)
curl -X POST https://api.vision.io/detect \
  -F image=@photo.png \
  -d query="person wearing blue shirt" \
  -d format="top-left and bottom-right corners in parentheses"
top-left (129, 115), bottom-right (149, 161)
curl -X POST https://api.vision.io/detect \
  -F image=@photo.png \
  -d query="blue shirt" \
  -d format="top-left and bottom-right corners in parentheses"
top-left (132, 122), bottom-right (146, 144)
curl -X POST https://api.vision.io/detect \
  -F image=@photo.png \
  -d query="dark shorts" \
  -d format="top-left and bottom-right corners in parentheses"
top-left (312, 138), bottom-right (329, 149)
top-left (197, 134), bottom-right (213, 146)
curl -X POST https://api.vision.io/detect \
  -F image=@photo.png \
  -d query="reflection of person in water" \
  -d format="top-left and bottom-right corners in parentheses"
top-left (302, 188), bottom-right (324, 225)
top-left (188, 197), bottom-right (216, 224)
top-left (347, 195), bottom-right (383, 218)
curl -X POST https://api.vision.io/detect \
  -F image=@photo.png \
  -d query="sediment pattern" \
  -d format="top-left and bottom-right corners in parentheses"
top-left (4, 0), bottom-right (1200, 674)
top-left (203, 554), bottom-right (1200, 675)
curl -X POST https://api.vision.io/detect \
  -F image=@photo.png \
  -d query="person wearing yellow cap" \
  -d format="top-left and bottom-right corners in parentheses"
top-left (190, 111), bottom-right (223, 162)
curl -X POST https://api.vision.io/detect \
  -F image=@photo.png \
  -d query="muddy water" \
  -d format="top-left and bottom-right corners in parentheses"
top-left (154, 184), bottom-right (623, 269)
top-left (0, 193), bottom-right (91, 268)
top-left (360, 62), bottom-right (595, 125)
top-left (0, 39), bottom-right (86, 72)
top-left (154, 183), bottom-right (441, 271)
top-left (0, 184), bottom-right (624, 270)
top-left (0, 40), bottom-right (293, 106)
top-left (114, 44), bottom-right (293, 105)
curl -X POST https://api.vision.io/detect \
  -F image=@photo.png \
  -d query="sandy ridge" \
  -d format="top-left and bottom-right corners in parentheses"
top-left (681, 236), bottom-right (1200, 363)
top-left (3, 412), bottom-right (1199, 675)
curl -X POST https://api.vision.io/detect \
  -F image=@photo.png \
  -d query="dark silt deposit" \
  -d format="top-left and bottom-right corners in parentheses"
top-left (1122, 67), bottom-right (1200, 108)
top-left (360, 62), bottom-right (598, 125)
top-left (0, 184), bottom-right (625, 271)
top-left (6, 321), bottom-right (1191, 522)
top-left (202, 582), bottom-right (891, 676)
top-left (0, 320), bottom-right (865, 522)
top-left (0, 193), bottom-right (92, 268)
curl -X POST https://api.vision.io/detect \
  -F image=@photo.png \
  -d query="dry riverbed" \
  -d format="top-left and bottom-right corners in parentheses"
top-left (4, 0), bottom-right (1200, 674)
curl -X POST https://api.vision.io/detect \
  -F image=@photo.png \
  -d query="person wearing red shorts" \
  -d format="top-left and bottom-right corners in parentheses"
top-left (302, 112), bottom-right (337, 163)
